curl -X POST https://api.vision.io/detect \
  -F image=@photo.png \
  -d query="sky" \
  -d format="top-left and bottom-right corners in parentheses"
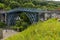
top-left (48, 0), bottom-right (60, 1)
top-left (54, 0), bottom-right (60, 1)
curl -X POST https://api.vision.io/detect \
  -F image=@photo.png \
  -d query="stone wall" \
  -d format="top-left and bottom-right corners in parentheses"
top-left (39, 12), bottom-right (60, 21)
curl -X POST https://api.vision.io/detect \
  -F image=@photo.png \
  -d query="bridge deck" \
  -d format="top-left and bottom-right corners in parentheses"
top-left (0, 8), bottom-right (60, 14)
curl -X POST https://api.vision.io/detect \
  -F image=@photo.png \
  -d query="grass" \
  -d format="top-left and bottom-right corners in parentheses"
top-left (5, 18), bottom-right (60, 40)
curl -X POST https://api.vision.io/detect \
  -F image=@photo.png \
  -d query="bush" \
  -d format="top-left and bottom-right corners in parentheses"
top-left (0, 3), bottom-right (5, 9)
top-left (0, 22), bottom-right (6, 28)
top-left (6, 18), bottom-right (60, 40)
top-left (11, 21), bottom-right (29, 32)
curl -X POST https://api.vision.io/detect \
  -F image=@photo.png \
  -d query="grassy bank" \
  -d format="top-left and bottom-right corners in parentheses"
top-left (6, 18), bottom-right (60, 40)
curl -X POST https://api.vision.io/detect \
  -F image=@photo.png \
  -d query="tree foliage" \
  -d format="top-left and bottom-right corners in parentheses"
top-left (0, 22), bottom-right (6, 28)
top-left (0, 0), bottom-right (60, 10)
top-left (0, 3), bottom-right (5, 9)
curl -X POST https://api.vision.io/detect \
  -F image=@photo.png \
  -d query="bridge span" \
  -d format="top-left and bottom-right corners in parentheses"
top-left (0, 8), bottom-right (60, 26)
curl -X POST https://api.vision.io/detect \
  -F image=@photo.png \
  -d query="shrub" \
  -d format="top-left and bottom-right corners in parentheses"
top-left (0, 22), bottom-right (6, 28)
top-left (6, 18), bottom-right (60, 40)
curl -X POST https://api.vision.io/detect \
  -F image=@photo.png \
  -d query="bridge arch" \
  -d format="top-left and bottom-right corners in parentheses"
top-left (6, 11), bottom-right (38, 26)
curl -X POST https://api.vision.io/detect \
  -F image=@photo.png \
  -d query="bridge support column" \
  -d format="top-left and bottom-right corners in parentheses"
top-left (6, 13), bottom-right (15, 26)
top-left (0, 14), bottom-right (5, 22)
top-left (38, 13), bottom-right (41, 21)
top-left (5, 13), bottom-right (7, 24)
top-left (33, 13), bottom-right (38, 23)
top-left (44, 13), bottom-right (48, 20)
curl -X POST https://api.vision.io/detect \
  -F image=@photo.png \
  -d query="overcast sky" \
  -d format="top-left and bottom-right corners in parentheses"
top-left (54, 0), bottom-right (60, 1)
top-left (48, 0), bottom-right (60, 1)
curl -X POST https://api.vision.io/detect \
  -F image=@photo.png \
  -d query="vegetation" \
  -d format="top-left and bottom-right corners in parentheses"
top-left (0, 0), bottom-right (60, 10)
top-left (5, 18), bottom-right (60, 40)
top-left (0, 0), bottom-right (60, 31)
top-left (0, 22), bottom-right (6, 28)
top-left (0, 1), bottom-right (60, 40)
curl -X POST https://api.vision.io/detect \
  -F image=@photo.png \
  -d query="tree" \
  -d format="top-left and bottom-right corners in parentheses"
top-left (9, 1), bottom-right (20, 9)
top-left (0, 22), bottom-right (6, 28)
top-left (5, 6), bottom-right (11, 10)
top-left (0, 3), bottom-right (5, 9)
top-left (23, 2), bottom-right (35, 8)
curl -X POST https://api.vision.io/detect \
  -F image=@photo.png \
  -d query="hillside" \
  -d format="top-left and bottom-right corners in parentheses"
top-left (5, 18), bottom-right (60, 40)
top-left (0, 0), bottom-right (60, 10)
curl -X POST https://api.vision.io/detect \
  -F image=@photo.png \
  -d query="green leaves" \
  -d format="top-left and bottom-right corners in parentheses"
top-left (23, 2), bottom-right (35, 8)
top-left (0, 0), bottom-right (60, 10)
top-left (0, 22), bottom-right (6, 28)
top-left (6, 18), bottom-right (60, 40)
top-left (0, 3), bottom-right (5, 9)
top-left (9, 1), bottom-right (20, 9)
